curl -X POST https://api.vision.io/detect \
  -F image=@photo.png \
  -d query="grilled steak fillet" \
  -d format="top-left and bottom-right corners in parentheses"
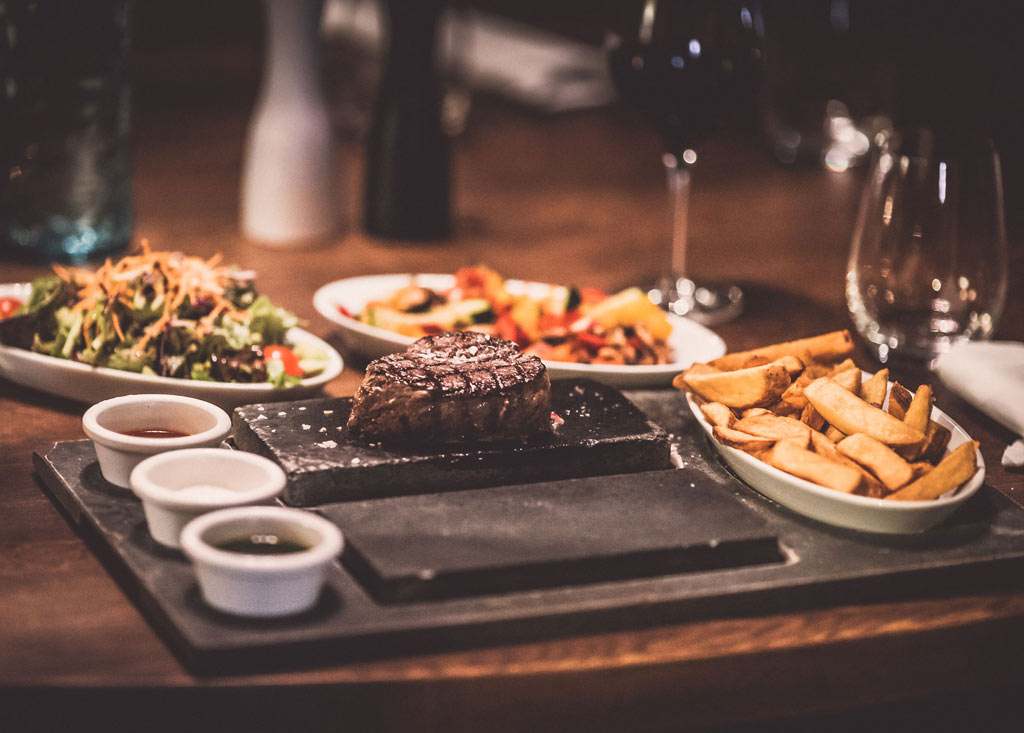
top-left (347, 331), bottom-right (552, 444)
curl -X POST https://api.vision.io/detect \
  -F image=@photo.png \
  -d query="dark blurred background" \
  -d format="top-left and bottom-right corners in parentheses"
top-left (131, 0), bottom-right (1024, 241)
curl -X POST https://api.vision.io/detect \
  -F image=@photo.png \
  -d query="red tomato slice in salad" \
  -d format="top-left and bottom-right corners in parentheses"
top-left (0, 296), bottom-right (22, 320)
top-left (264, 345), bottom-right (303, 377)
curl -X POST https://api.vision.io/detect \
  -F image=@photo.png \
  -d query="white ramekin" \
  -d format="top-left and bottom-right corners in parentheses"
top-left (129, 448), bottom-right (287, 549)
top-left (82, 393), bottom-right (232, 488)
top-left (179, 506), bottom-right (343, 618)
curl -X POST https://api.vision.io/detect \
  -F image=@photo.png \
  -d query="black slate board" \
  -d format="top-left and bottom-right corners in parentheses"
top-left (327, 474), bottom-right (785, 603)
top-left (232, 379), bottom-right (672, 506)
top-left (32, 390), bottom-right (1024, 675)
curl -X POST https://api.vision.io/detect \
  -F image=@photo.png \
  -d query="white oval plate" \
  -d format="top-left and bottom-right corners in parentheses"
top-left (0, 283), bottom-right (343, 411)
top-left (313, 274), bottom-right (726, 388)
top-left (685, 380), bottom-right (985, 534)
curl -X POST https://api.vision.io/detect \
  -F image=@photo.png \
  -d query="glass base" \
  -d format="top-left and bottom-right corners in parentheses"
top-left (648, 277), bottom-right (743, 326)
top-left (863, 333), bottom-right (977, 371)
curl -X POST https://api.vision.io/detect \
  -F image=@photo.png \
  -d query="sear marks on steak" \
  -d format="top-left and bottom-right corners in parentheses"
top-left (347, 331), bottom-right (552, 445)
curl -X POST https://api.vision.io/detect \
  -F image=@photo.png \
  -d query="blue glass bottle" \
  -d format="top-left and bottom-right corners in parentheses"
top-left (1, 0), bottom-right (133, 262)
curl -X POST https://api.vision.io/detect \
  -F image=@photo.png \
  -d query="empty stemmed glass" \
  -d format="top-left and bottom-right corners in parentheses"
top-left (606, 0), bottom-right (762, 324)
top-left (847, 129), bottom-right (1008, 364)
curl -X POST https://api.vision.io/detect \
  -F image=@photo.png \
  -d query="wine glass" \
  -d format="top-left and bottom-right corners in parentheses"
top-left (847, 129), bottom-right (1008, 364)
top-left (606, 0), bottom-right (762, 324)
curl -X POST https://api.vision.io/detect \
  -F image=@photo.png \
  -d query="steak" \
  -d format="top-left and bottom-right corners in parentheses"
top-left (347, 331), bottom-right (552, 444)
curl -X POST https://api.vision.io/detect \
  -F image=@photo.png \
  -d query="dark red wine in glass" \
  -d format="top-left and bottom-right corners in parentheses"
top-left (607, 0), bottom-right (762, 324)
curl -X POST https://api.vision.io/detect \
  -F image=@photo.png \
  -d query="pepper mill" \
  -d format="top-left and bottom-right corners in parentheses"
top-left (363, 0), bottom-right (451, 241)
top-left (240, 0), bottom-right (339, 245)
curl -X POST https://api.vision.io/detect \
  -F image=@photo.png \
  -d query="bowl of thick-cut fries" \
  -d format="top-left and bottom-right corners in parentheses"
top-left (677, 330), bottom-right (985, 534)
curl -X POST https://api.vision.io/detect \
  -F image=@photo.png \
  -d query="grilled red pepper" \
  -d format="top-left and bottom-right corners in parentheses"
top-left (575, 331), bottom-right (607, 350)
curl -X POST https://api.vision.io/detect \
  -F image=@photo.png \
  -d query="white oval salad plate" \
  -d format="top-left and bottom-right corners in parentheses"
top-left (685, 382), bottom-right (985, 535)
top-left (0, 283), bottom-right (343, 410)
top-left (313, 273), bottom-right (726, 389)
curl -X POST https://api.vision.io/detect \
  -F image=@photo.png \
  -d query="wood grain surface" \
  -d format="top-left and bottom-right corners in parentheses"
top-left (2, 11), bottom-right (1023, 732)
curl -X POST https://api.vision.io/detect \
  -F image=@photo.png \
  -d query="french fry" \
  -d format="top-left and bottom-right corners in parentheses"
top-left (824, 425), bottom-right (846, 442)
top-left (887, 382), bottom-right (913, 419)
top-left (804, 378), bottom-right (925, 446)
top-left (682, 362), bottom-right (721, 378)
top-left (677, 363), bottom-right (791, 409)
top-left (894, 387), bottom-right (942, 461)
top-left (861, 369), bottom-right (889, 407)
top-left (810, 432), bottom-right (887, 498)
top-left (733, 414), bottom-right (812, 446)
top-left (770, 400), bottom-right (803, 418)
top-left (886, 442), bottom-right (979, 501)
top-left (809, 429), bottom-right (839, 456)
top-left (709, 330), bottom-right (854, 372)
top-left (904, 384), bottom-right (933, 434)
top-left (700, 402), bottom-right (736, 429)
top-left (746, 449), bottom-right (772, 463)
top-left (800, 402), bottom-right (825, 431)
top-left (775, 396), bottom-right (807, 414)
top-left (828, 359), bottom-right (858, 376)
top-left (772, 355), bottom-right (805, 376)
top-left (836, 433), bottom-right (914, 491)
top-left (712, 425), bottom-right (776, 451)
top-left (802, 364), bottom-right (831, 380)
top-left (909, 462), bottom-right (934, 481)
top-left (779, 371), bottom-right (816, 410)
top-left (857, 478), bottom-right (889, 499)
top-left (767, 439), bottom-right (863, 494)
top-left (830, 367), bottom-right (861, 396)
top-left (741, 407), bottom-right (773, 419)
top-left (918, 420), bottom-right (953, 464)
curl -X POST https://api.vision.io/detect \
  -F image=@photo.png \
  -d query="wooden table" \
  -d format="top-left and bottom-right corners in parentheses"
top-left (3, 31), bottom-right (1024, 732)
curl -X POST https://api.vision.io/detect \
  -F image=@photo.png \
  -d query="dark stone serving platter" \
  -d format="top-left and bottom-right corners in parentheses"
top-left (232, 379), bottom-right (672, 506)
top-left (33, 390), bottom-right (1024, 675)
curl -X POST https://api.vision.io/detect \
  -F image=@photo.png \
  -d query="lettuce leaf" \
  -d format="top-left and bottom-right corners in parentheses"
top-left (246, 295), bottom-right (297, 346)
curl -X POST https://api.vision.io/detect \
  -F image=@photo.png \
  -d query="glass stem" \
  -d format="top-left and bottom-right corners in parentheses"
top-left (663, 152), bottom-right (692, 283)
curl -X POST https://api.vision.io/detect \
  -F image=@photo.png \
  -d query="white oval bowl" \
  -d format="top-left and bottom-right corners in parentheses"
top-left (180, 506), bottom-right (343, 618)
top-left (0, 281), bottom-right (343, 410)
top-left (130, 448), bottom-right (287, 549)
top-left (82, 394), bottom-right (232, 488)
top-left (312, 273), bottom-right (726, 388)
top-left (685, 383), bottom-right (985, 534)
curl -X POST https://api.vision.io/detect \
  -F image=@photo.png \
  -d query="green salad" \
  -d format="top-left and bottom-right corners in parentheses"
top-left (0, 247), bottom-right (327, 387)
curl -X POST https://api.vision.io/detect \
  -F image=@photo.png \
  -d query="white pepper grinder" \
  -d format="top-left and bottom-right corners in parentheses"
top-left (240, 0), bottom-right (339, 245)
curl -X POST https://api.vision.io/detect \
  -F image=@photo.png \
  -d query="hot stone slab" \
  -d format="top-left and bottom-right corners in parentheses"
top-left (232, 379), bottom-right (672, 506)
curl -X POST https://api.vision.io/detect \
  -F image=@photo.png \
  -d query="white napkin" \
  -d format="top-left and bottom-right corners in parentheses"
top-left (934, 341), bottom-right (1024, 467)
